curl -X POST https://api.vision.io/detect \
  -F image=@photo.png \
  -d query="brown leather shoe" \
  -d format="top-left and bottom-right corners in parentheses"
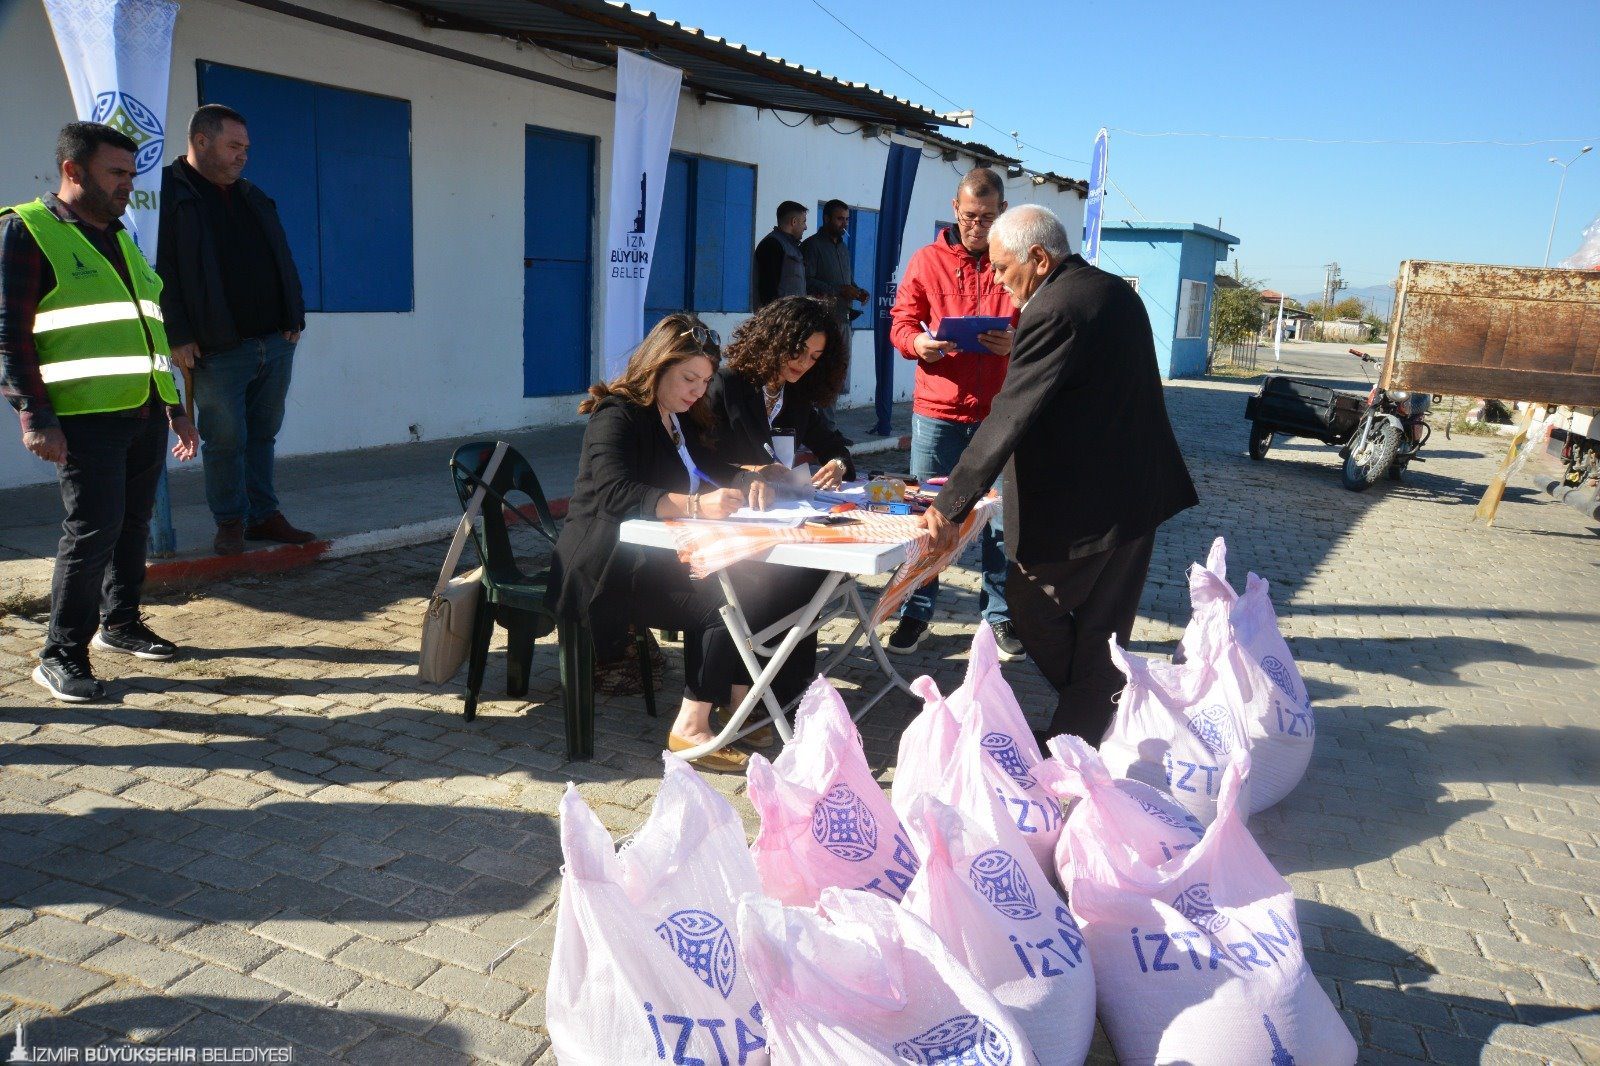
top-left (214, 520), bottom-right (245, 556)
top-left (245, 512), bottom-right (316, 544)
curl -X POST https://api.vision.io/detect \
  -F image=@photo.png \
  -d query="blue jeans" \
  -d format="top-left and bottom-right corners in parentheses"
top-left (193, 334), bottom-right (296, 524)
top-left (900, 413), bottom-right (1009, 625)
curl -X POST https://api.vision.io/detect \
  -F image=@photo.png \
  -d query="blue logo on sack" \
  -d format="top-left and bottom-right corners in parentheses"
top-left (812, 783), bottom-right (879, 862)
top-left (1185, 705), bottom-right (1238, 756)
top-left (92, 90), bottom-right (164, 176)
top-left (654, 909), bottom-right (737, 1000)
top-left (1264, 1012), bottom-right (1296, 1065)
top-left (980, 732), bottom-right (1036, 789)
top-left (892, 1014), bottom-right (1013, 1064)
top-left (968, 849), bottom-right (1040, 921)
top-left (1171, 882), bottom-right (1230, 934)
top-left (1137, 798), bottom-right (1206, 837)
top-left (1259, 655), bottom-right (1304, 707)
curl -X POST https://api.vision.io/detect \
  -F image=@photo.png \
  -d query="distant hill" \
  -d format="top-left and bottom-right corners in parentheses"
top-left (1290, 283), bottom-right (1395, 320)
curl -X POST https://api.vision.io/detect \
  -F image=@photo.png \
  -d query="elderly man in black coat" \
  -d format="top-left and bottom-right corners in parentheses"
top-left (922, 203), bottom-right (1198, 747)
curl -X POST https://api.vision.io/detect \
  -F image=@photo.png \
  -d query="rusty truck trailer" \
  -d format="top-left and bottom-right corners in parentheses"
top-left (1383, 260), bottom-right (1600, 408)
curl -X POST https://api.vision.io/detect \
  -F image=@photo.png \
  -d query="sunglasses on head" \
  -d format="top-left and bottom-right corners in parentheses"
top-left (680, 321), bottom-right (721, 352)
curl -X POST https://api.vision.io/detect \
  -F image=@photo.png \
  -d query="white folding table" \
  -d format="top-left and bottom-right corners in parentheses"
top-left (618, 519), bottom-right (919, 760)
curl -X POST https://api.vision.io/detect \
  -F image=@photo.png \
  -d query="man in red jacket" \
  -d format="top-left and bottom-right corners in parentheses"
top-left (884, 168), bottom-right (1020, 657)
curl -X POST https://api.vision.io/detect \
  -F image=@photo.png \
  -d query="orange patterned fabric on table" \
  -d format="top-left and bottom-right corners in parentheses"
top-left (664, 498), bottom-right (998, 626)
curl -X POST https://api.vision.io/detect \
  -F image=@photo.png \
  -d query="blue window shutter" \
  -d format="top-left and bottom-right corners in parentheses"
top-left (692, 159), bottom-right (728, 311)
top-left (719, 163), bottom-right (755, 312)
top-left (313, 86), bottom-right (412, 312)
top-left (196, 63), bottom-right (412, 314)
top-left (197, 62), bottom-right (322, 310)
top-left (851, 208), bottom-right (879, 296)
top-left (645, 153), bottom-right (691, 327)
top-left (523, 127), bottom-right (594, 398)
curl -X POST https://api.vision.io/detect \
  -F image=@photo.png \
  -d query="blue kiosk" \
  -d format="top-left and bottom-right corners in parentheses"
top-left (1096, 221), bottom-right (1239, 379)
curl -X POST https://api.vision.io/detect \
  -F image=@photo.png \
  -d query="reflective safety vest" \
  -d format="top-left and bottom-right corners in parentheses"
top-left (5, 198), bottom-right (178, 416)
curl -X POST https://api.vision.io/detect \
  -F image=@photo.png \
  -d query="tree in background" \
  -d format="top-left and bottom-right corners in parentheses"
top-left (1331, 296), bottom-right (1367, 319)
top-left (1210, 275), bottom-right (1266, 345)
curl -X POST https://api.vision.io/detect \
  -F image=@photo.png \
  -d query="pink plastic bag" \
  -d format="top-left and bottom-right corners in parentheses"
top-left (1060, 749), bottom-right (1356, 1066)
top-left (889, 675), bottom-right (963, 817)
top-left (1099, 638), bottom-right (1249, 825)
top-left (893, 624), bottom-right (1063, 873)
top-left (1180, 539), bottom-right (1310, 713)
top-left (1178, 537), bottom-right (1316, 809)
top-left (738, 887), bottom-right (1037, 1065)
top-left (1046, 735), bottom-right (1205, 889)
top-left (747, 678), bottom-right (919, 906)
top-left (901, 794), bottom-right (1096, 1062)
top-left (547, 756), bottom-right (770, 1065)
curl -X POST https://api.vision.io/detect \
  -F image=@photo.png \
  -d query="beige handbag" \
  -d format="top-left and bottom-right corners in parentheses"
top-left (419, 442), bottom-right (508, 683)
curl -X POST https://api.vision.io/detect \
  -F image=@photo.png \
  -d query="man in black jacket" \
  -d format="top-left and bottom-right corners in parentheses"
top-left (157, 104), bottom-right (310, 556)
top-left (752, 201), bottom-right (808, 309)
top-left (922, 204), bottom-right (1198, 746)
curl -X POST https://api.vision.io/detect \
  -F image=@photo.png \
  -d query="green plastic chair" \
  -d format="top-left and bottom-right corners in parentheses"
top-left (448, 441), bottom-right (656, 759)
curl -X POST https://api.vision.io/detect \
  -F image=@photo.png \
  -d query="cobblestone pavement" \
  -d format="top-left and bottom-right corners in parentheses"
top-left (2, 346), bottom-right (1597, 1064)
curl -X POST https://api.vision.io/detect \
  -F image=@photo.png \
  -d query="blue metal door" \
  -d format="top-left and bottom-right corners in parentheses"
top-left (524, 127), bottom-right (594, 396)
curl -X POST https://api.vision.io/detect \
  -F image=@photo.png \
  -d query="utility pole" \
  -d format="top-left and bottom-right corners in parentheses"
top-left (1321, 261), bottom-right (1344, 341)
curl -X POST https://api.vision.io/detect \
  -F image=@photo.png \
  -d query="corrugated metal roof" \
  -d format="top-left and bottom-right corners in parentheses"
top-left (388, 0), bottom-right (956, 129)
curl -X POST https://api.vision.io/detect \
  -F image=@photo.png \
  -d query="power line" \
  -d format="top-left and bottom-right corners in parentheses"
top-left (1108, 128), bottom-right (1599, 148)
top-left (806, 0), bottom-right (1089, 170)
top-left (806, 0), bottom-right (963, 110)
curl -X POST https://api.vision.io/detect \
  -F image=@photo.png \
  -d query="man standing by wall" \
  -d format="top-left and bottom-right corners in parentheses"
top-left (921, 204), bottom-right (1198, 747)
top-left (158, 104), bottom-right (309, 556)
top-left (753, 200), bottom-right (808, 309)
top-left (884, 167), bottom-right (1019, 658)
top-left (1, 122), bottom-right (200, 702)
top-left (802, 198), bottom-right (870, 432)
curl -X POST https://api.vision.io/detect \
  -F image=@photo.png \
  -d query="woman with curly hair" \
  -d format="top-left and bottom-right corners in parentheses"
top-left (687, 295), bottom-right (855, 507)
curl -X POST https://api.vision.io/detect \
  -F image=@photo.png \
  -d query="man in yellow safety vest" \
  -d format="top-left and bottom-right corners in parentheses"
top-left (0, 122), bottom-right (200, 703)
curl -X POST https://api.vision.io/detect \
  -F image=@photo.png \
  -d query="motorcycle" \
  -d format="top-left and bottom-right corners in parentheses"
top-left (1338, 349), bottom-right (1432, 491)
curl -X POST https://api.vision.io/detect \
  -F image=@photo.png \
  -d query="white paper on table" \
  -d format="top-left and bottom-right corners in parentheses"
top-left (726, 501), bottom-right (828, 525)
top-left (814, 482), bottom-right (869, 506)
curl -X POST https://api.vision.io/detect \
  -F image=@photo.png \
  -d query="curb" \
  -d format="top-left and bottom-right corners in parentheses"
top-left (138, 434), bottom-right (910, 589)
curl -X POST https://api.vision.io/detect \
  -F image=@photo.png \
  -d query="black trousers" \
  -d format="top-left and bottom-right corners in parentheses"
top-left (633, 555), bottom-right (822, 708)
top-left (47, 414), bottom-right (168, 656)
top-left (1007, 532), bottom-right (1156, 746)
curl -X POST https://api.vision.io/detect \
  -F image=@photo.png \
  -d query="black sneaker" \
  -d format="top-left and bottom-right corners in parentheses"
top-left (886, 618), bottom-right (929, 655)
top-left (92, 618), bottom-right (178, 661)
top-left (991, 620), bottom-right (1026, 661)
top-left (33, 649), bottom-right (105, 703)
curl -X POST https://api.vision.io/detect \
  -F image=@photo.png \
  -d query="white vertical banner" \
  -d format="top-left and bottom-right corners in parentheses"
top-left (42, 0), bottom-right (180, 265)
top-left (602, 49), bottom-right (682, 379)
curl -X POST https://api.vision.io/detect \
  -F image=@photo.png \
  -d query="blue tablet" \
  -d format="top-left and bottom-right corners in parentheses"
top-left (932, 315), bottom-right (1013, 353)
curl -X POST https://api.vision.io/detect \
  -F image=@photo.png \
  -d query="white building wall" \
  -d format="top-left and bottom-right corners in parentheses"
top-left (0, 0), bottom-right (1083, 489)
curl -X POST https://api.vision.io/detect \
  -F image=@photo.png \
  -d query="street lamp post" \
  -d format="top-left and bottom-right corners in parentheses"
top-left (1544, 145), bottom-right (1593, 267)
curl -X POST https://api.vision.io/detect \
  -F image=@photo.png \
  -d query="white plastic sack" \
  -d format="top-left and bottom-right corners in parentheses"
top-left (901, 794), bottom-right (1095, 1063)
top-left (894, 624), bottom-right (1063, 873)
top-left (1558, 211), bottom-right (1600, 270)
top-left (1178, 537), bottom-right (1316, 809)
top-left (547, 756), bottom-right (770, 1065)
top-left (738, 887), bottom-right (1037, 1065)
top-left (1046, 735), bottom-right (1205, 890)
top-left (1099, 638), bottom-right (1250, 825)
top-left (890, 676), bottom-right (963, 816)
top-left (747, 678), bottom-right (919, 905)
top-left (1060, 749), bottom-right (1356, 1066)
top-left (1179, 539), bottom-right (1311, 717)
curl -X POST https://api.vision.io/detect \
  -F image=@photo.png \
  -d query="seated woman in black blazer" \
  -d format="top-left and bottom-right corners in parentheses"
top-left (688, 295), bottom-right (855, 506)
top-left (551, 313), bottom-right (814, 771)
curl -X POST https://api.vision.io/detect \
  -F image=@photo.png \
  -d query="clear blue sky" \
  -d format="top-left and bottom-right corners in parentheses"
top-left (648, 0), bottom-right (1599, 298)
